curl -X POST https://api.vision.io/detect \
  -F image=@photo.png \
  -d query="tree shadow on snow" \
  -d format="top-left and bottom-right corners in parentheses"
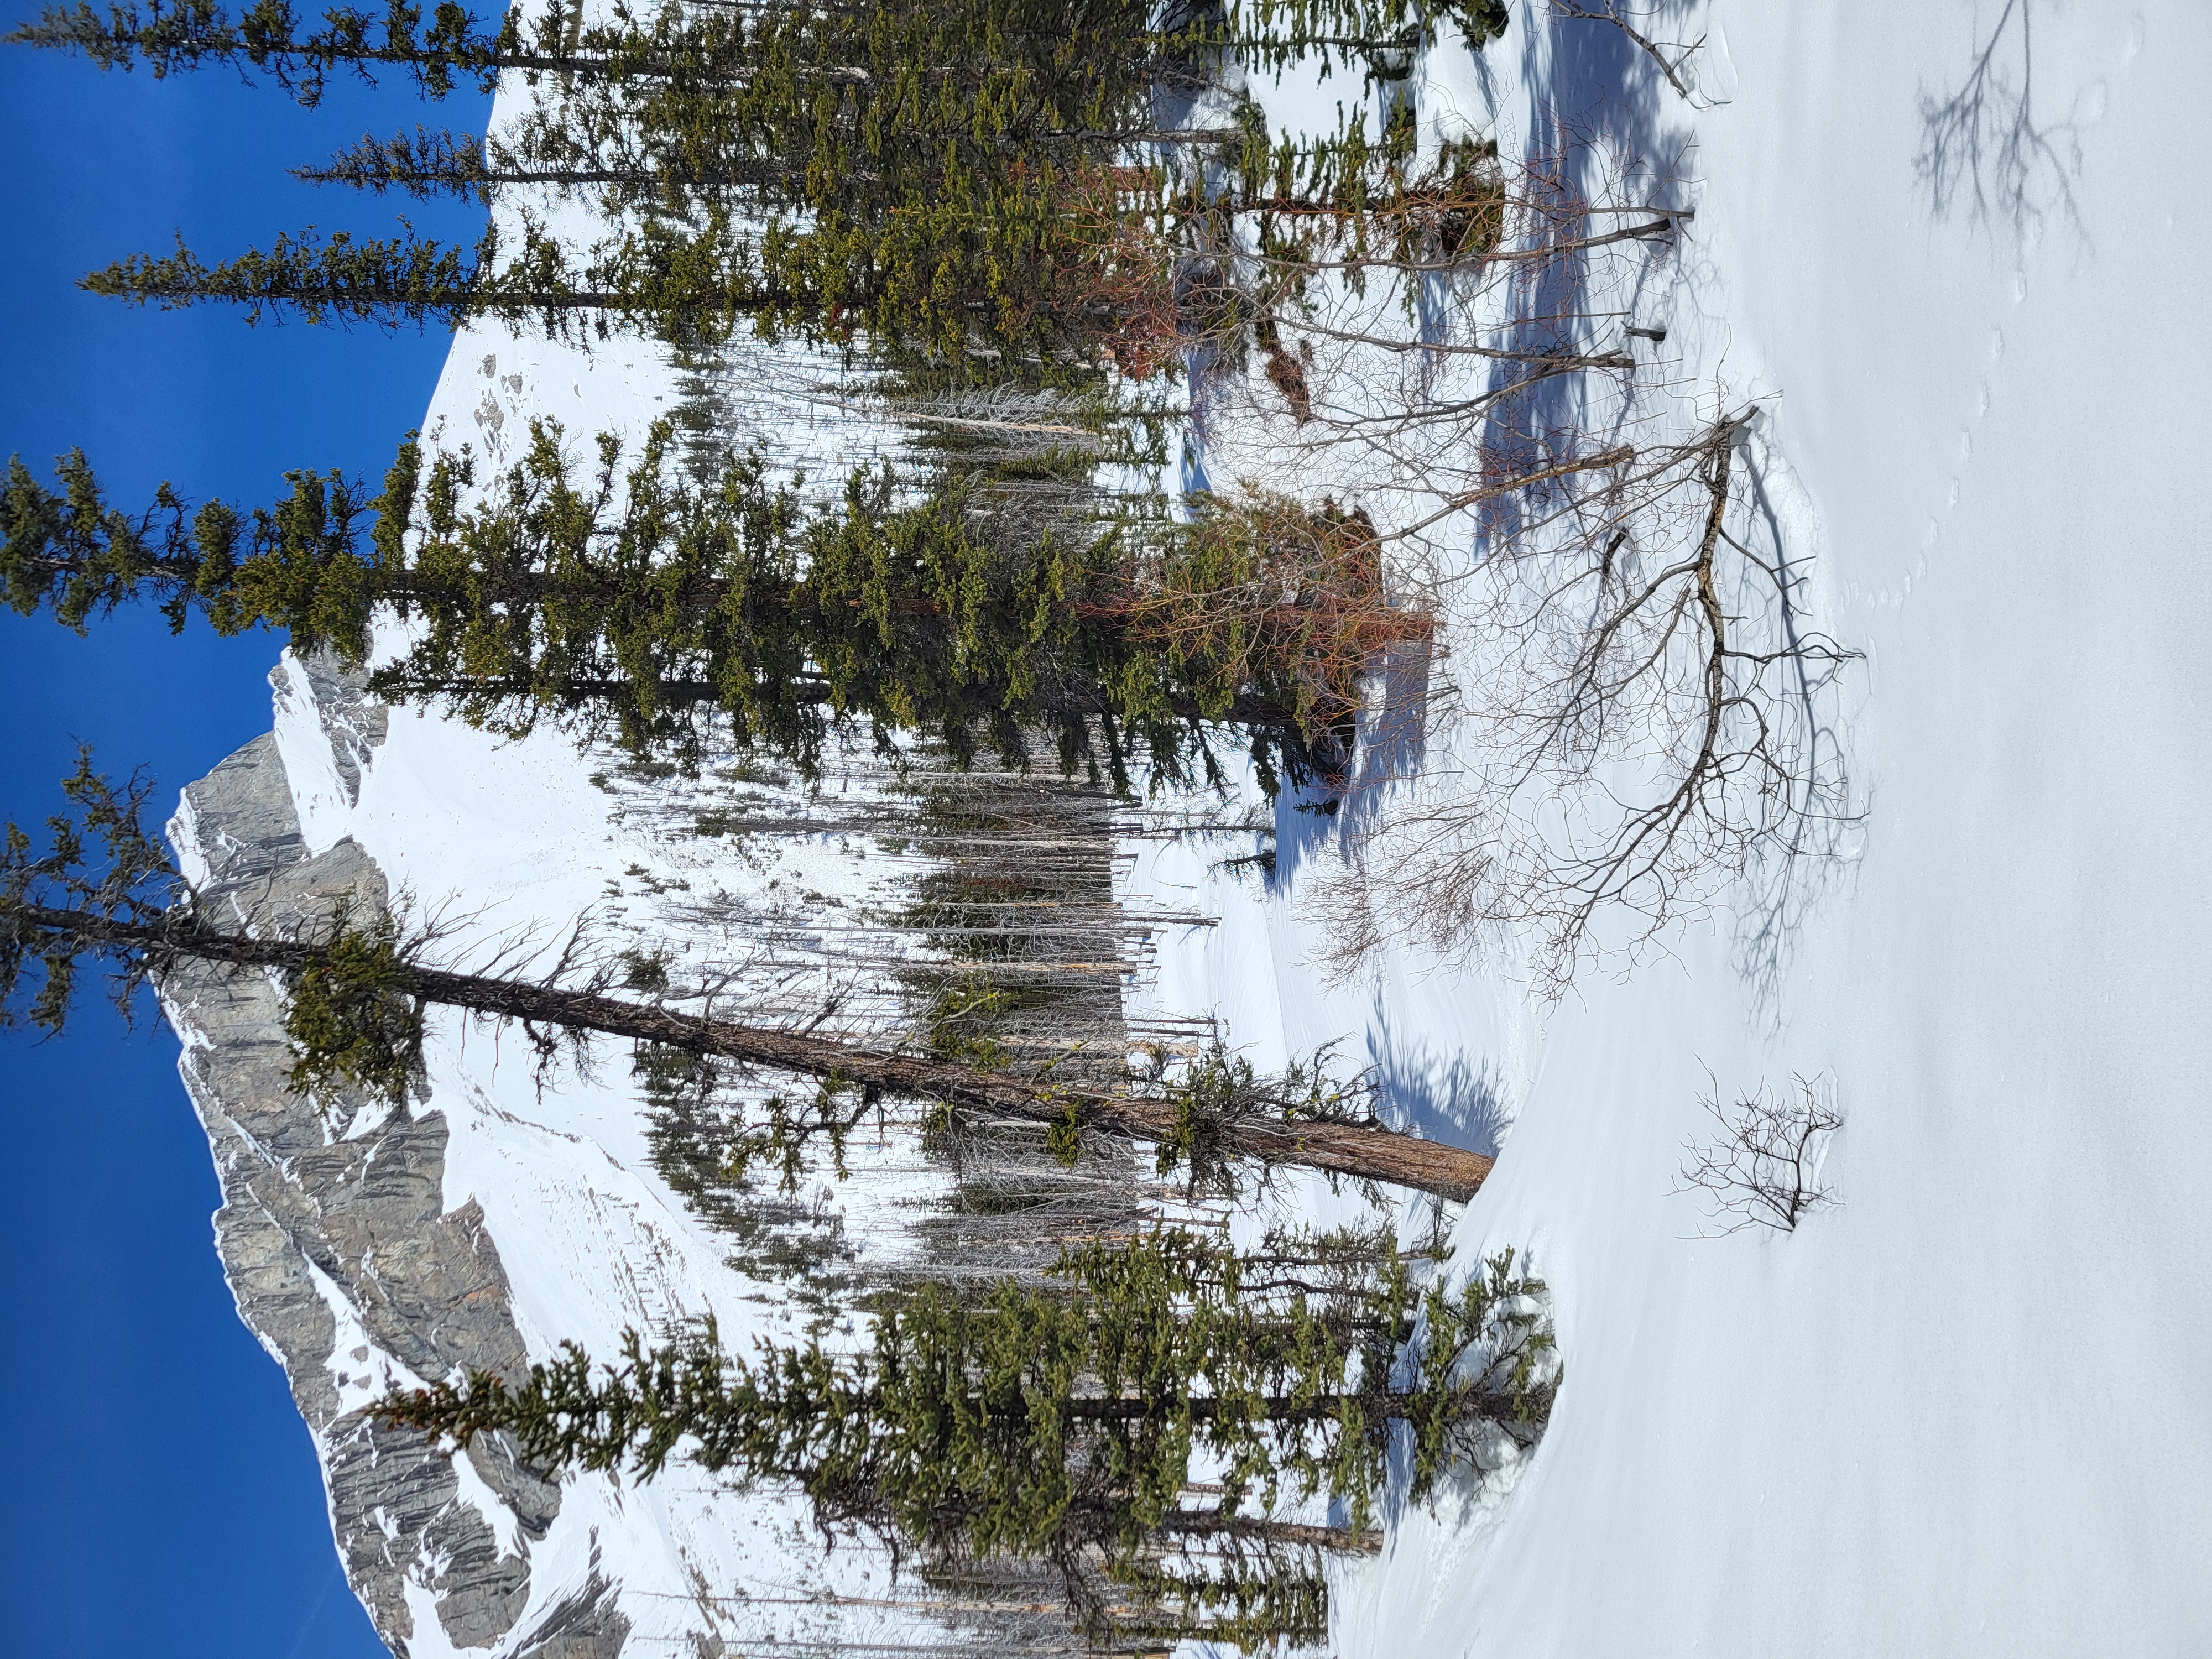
top-left (1913, 0), bottom-right (2089, 248)
top-left (1365, 1003), bottom-right (1514, 1158)
top-left (1265, 630), bottom-right (1438, 901)
top-left (1525, 0), bottom-right (1692, 173)
top-left (1460, 5), bottom-right (1696, 580)
top-left (1338, 636), bottom-right (1438, 838)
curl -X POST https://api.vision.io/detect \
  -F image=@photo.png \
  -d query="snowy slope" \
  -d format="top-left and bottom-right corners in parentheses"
top-left (166, 3), bottom-right (2212, 1653)
top-left (173, 652), bottom-right (965, 1659)
top-left (1161, 3), bottom-right (2212, 1653)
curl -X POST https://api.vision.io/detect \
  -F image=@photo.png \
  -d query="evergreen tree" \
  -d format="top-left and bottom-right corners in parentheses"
top-left (291, 121), bottom-right (842, 202)
top-left (76, 205), bottom-right (1123, 363)
top-left (1231, 0), bottom-right (1512, 79)
top-left (293, 124), bottom-right (510, 199)
top-left (51, 0), bottom-right (1208, 363)
top-left (2, 756), bottom-right (1501, 1199)
top-left (32, 0), bottom-right (1514, 368)
top-left (2, 447), bottom-right (232, 632)
top-left (56, 0), bottom-right (1485, 367)
top-left (74, 217), bottom-right (777, 337)
top-left (379, 1225), bottom-right (1554, 1648)
top-left (6, 0), bottom-right (805, 105)
top-left (6, 429), bottom-right (1407, 791)
top-left (2, 441), bottom-right (408, 650)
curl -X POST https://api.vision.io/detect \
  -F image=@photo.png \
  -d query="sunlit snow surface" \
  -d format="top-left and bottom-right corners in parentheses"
top-left (184, 2), bottom-right (2211, 1654)
top-left (1320, 5), bottom-right (2212, 1657)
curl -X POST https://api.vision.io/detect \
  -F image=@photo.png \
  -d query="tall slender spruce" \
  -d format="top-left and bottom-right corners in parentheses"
top-left (380, 1225), bottom-right (1555, 1648)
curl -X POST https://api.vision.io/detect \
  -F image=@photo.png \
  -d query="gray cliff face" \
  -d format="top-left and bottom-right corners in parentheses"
top-left (164, 667), bottom-right (628, 1659)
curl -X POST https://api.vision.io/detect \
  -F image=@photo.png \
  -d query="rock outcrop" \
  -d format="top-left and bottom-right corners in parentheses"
top-left (163, 673), bottom-right (628, 1659)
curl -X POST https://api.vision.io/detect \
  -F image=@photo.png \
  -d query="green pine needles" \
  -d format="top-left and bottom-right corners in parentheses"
top-left (46, 0), bottom-right (1506, 369)
top-left (9, 0), bottom-right (684, 105)
top-left (6, 424), bottom-right (1410, 792)
top-left (380, 1224), bottom-right (1557, 1648)
top-left (2, 448), bottom-right (243, 633)
top-left (280, 901), bottom-right (426, 1104)
top-left (2, 439), bottom-right (413, 653)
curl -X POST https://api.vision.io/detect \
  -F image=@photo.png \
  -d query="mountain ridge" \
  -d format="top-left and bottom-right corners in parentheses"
top-left (162, 664), bottom-right (630, 1659)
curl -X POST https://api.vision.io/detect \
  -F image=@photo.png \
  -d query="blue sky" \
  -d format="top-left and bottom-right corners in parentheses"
top-left (1, 13), bottom-right (489, 1656)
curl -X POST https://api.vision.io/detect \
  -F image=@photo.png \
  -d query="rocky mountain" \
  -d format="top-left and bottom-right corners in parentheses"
top-left (163, 672), bottom-right (628, 1658)
top-left (158, 649), bottom-right (1058, 1659)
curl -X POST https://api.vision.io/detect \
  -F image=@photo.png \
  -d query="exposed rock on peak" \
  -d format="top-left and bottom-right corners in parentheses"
top-left (163, 666), bottom-right (625, 1659)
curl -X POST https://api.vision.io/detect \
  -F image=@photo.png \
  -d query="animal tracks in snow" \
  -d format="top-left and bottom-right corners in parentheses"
top-left (1882, 320), bottom-right (2008, 604)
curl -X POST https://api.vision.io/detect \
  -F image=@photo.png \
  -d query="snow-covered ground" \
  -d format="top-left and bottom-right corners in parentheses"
top-left (1127, 1), bottom-right (2212, 1651)
top-left (181, 2), bottom-right (2211, 1653)
top-left (1310, 3), bottom-right (2211, 1653)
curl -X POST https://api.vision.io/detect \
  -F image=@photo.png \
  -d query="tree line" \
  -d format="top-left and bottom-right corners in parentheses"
top-left (3, 3), bottom-right (1563, 1648)
top-left (22, 0), bottom-right (1511, 362)
top-left (384, 1224), bottom-right (1554, 1650)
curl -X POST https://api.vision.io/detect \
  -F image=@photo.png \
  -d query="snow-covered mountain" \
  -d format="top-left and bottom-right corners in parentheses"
top-left (155, 3), bottom-right (2212, 1656)
top-left (164, 658), bottom-right (865, 1659)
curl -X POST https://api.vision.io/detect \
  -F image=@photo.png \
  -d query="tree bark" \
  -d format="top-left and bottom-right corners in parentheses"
top-left (15, 900), bottom-right (1493, 1202)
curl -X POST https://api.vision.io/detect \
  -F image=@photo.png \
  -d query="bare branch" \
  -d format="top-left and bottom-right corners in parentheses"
top-left (1672, 1072), bottom-right (1841, 1234)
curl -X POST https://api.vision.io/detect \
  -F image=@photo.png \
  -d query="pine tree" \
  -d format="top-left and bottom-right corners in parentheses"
top-left (3, 755), bottom-right (1500, 1199)
top-left (74, 217), bottom-right (760, 336)
top-left (49, 0), bottom-right (1198, 363)
top-left (7, 428), bottom-right (1407, 791)
top-left (2, 448), bottom-right (230, 632)
top-left (75, 206), bottom-right (1105, 361)
top-left (35, 0), bottom-right (1513, 366)
top-left (291, 122), bottom-right (840, 204)
top-left (6, 0), bottom-right (788, 105)
top-left (53, 0), bottom-right (1492, 366)
top-left (2, 441), bottom-right (414, 650)
top-left (293, 125), bottom-right (509, 199)
top-left (379, 1225), bottom-right (1554, 1648)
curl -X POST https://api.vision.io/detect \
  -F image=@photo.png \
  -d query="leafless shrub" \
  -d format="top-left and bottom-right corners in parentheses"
top-left (1672, 1072), bottom-right (1840, 1235)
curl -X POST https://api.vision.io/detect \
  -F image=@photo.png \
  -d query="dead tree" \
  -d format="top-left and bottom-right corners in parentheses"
top-left (395, 951), bottom-right (1495, 1198)
top-left (1, 760), bottom-right (1495, 1202)
top-left (1321, 409), bottom-right (1856, 989)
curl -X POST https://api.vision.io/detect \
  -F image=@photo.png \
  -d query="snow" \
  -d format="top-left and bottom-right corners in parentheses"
top-left (272, 652), bottom-right (366, 856)
top-left (227, 306), bottom-right (996, 1651)
top-left (263, 677), bottom-right (961, 1650)
top-left (1293, 3), bottom-right (2212, 1654)
top-left (259, 702), bottom-right (966, 1651)
top-left (203, 1), bottom-right (2212, 1651)
top-left (299, 1250), bottom-right (432, 1418)
top-left (447, 1445), bottom-right (525, 1563)
top-left (169, 786), bottom-right (211, 890)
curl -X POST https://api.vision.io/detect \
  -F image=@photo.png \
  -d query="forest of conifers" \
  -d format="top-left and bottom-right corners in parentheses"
top-left (0, 1), bottom-right (1835, 1650)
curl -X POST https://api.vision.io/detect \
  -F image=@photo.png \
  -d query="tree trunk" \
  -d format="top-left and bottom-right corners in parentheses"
top-left (16, 901), bottom-right (1493, 1201)
top-left (394, 957), bottom-right (1494, 1202)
